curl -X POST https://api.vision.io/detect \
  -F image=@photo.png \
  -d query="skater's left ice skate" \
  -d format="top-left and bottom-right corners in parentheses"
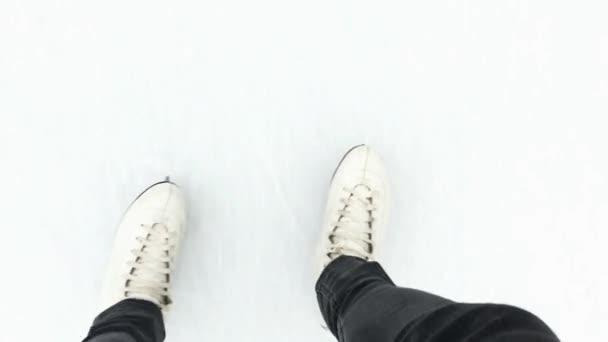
top-left (100, 179), bottom-right (186, 312)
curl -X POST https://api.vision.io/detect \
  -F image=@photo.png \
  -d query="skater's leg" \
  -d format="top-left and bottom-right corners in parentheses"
top-left (83, 299), bottom-right (164, 342)
top-left (314, 146), bottom-right (558, 342)
top-left (316, 255), bottom-right (450, 341)
top-left (317, 255), bottom-right (559, 342)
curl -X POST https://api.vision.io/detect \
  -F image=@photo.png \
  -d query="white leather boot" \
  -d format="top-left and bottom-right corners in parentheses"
top-left (315, 145), bottom-right (389, 280)
top-left (100, 179), bottom-right (186, 312)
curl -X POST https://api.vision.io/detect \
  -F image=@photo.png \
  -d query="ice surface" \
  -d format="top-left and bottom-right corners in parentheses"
top-left (1, 1), bottom-right (607, 341)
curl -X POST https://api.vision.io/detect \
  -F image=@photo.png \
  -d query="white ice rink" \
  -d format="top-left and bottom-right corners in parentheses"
top-left (1, 1), bottom-right (607, 341)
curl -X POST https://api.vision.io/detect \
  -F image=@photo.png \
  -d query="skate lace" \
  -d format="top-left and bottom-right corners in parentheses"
top-left (125, 223), bottom-right (177, 308)
top-left (328, 185), bottom-right (377, 261)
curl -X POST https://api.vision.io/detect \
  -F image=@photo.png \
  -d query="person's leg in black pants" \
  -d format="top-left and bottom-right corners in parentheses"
top-left (315, 146), bottom-right (559, 342)
top-left (316, 255), bottom-right (559, 342)
top-left (83, 299), bottom-right (164, 342)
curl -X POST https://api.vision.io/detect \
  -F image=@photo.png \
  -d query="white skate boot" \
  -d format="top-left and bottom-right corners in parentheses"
top-left (100, 179), bottom-right (186, 312)
top-left (315, 145), bottom-right (389, 280)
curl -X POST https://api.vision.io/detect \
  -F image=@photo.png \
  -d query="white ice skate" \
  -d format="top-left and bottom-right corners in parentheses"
top-left (100, 178), bottom-right (186, 312)
top-left (315, 145), bottom-right (389, 280)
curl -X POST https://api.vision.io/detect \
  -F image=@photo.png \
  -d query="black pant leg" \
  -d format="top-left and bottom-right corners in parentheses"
top-left (316, 256), bottom-right (559, 342)
top-left (83, 332), bottom-right (136, 342)
top-left (82, 299), bottom-right (165, 342)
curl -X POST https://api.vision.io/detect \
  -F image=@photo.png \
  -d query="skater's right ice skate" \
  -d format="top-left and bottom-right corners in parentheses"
top-left (314, 144), bottom-right (389, 280)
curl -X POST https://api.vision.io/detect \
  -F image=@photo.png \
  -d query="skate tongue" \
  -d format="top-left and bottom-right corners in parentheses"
top-left (127, 224), bottom-right (170, 304)
top-left (342, 184), bottom-right (373, 226)
top-left (330, 185), bottom-right (374, 259)
top-left (334, 240), bottom-right (369, 258)
top-left (126, 293), bottom-right (162, 306)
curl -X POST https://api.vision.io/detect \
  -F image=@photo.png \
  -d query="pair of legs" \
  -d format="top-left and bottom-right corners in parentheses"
top-left (83, 145), bottom-right (559, 342)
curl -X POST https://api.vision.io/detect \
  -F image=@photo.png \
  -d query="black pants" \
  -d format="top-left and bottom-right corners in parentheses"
top-left (83, 256), bottom-right (559, 342)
